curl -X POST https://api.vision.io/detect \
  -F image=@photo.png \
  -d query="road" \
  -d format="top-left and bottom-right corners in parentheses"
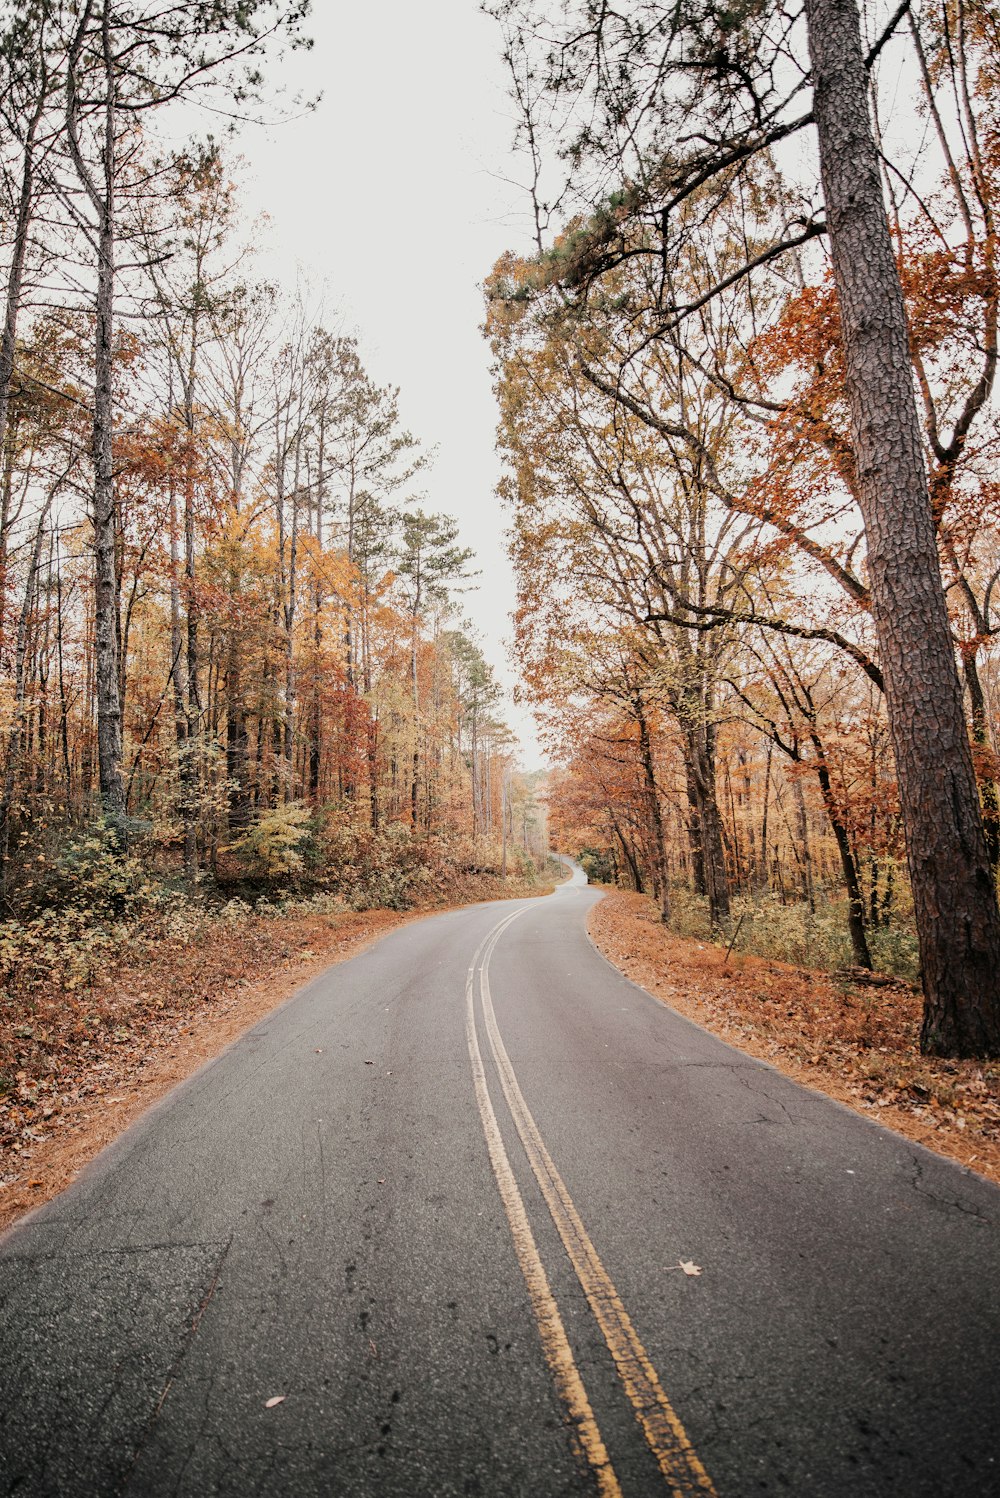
top-left (1, 866), bottom-right (998, 1496)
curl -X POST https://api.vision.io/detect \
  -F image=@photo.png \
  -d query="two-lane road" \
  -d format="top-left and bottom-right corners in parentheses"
top-left (2, 868), bottom-right (998, 1495)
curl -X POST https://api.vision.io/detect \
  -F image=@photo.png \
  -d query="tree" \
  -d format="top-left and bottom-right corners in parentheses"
top-left (394, 510), bottom-right (475, 827)
top-left (56, 0), bottom-right (312, 839)
top-left (493, 0), bottom-right (1000, 1054)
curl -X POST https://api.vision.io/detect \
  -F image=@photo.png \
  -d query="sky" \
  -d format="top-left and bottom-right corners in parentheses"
top-left (233, 2), bottom-right (545, 762)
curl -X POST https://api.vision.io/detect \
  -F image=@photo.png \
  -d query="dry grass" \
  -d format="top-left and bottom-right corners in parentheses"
top-left (589, 888), bottom-right (1000, 1187)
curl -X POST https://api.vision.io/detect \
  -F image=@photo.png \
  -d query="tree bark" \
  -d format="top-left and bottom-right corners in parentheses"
top-left (67, 5), bottom-right (127, 836)
top-left (962, 646), bottom-right (1000, 874)
top-left (805, 0), bottom-right (1000, 1054)
top-left (809, 733), bottom-right (872, 969)
top-left (634, 695), bottom-right (670, 922)
top-left (0, 52), bottom-right (46, 487)
top-left (0, 501), bottom-right (49, 902)
top-left (680, 717), bottom-right (730, 929)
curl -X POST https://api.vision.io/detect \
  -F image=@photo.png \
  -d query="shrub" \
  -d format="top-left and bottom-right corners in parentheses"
top-left (667, 886), bottom-right (712, 939)
top-left (222, 803), bottom-right (317, 882)
top-left (578, 846), bottom-right (615, 883)
top-left (26, 819), bottom-right (155, 921)
top-left (868, 924), bottom-right (921, 983)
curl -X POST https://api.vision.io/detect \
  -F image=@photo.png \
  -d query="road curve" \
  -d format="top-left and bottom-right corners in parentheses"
top-left (2, 867), bottom-right (998, 1496)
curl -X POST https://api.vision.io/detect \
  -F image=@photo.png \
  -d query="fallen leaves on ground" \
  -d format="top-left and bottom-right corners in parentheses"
top-left (0, 869), bottom-right (556, 1235)
top-left (589, 889), bottom-right (1000, 1189)
top-left (0, 904), bottom-right (408, 1232)
top-left (677, 1261), bottom-right (702, 1276)
top-left (264, 1396), bottom-right (286, 1409)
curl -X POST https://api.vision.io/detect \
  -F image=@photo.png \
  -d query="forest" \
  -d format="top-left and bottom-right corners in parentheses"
top-left (1, 7), bottom-right (997, 1489)
top-left (1, 0), bottom-right (1000, 1199)
top-left (487, 0), bottom-right (1000, 1060)
top-left (0, 0), bottom-right (553, 1035)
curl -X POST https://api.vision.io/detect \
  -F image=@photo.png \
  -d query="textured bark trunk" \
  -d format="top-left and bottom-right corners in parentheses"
top-left (962, 647), bottom-right (1000, 874)
top-left (65, 6), bottom-right (126, 837)
top-left (683, 761), bottom-right (707, 895)
top-left (0, 504), bottom-right (48, 901)
top-left (611, 814), bottom-right (644, 893)
top-left (410, 614), bottom-right (420, 829)
top-left (792, 771), bottom-right (816, 912)
top-left (225, 646), bottom-right (251, 832)
top-left (759, 741), bottom-right (773, 895)
top-left (0, 74), bottom-right (45, 486)
top-left (181, 337), bottom-right (201, 874)
top-left (368, 714), bottom-right (380, 832)
top-left (635, 697), bottom-right (670, 923)
top-left (809, 734), bottom-right (872, 968)
top-left (805, 0), bottom-right (1000, 1053)
top-left (91, 64), bottom-right (126, 836)
top-left (683, 722), bottom-right (730, 929)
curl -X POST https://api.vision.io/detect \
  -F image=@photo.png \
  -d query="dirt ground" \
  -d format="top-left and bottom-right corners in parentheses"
top-left (588, 888), bottom-right (1000, 1189)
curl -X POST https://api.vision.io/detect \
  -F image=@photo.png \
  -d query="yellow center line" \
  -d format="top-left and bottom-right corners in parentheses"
top-left (477, 910), bottom-right (718, 1498)
top-left (464, 911), bottom-right (623, 1498)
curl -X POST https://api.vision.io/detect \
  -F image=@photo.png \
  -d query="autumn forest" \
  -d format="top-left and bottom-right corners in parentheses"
top-left (2, 0), bottom-right (1000, 1197)
top-left (488, 0), bottom-right (1000, 1062)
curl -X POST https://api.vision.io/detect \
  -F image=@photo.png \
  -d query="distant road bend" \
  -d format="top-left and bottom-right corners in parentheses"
top-left (2, 862), bottom-right (999, 1496)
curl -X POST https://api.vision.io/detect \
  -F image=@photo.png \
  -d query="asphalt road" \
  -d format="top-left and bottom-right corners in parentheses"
top-left (2, 866), bottom-right (999, 1497)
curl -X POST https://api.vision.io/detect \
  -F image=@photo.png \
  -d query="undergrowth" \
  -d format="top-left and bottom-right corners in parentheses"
top-left (1, 816), bottom-right (556, 1015)
top-left (661, 885), bottom-right (920, 982)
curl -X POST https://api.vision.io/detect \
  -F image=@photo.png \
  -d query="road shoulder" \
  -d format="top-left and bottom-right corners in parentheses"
top-left (587, 887), bottom-right (1000, 1189)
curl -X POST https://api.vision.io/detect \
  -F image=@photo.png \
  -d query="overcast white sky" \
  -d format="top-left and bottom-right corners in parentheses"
top-left (234, 2), bottom-right (544, 761)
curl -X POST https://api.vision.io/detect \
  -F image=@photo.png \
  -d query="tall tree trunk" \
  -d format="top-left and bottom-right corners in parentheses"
top-left (634, 695), bottom-right (670, 923)
top-left (410, 611), bottom-right (420, 829)
top-left (682, 719), bottom-right (730, 929)
top-left (792, 768), bottom-right (816, 912)
top-left (181, 331), bottom-right (201, 872)
top-left (962, 646), bottom-right (1000, 874)
top-left (85, 13), bottom-right (127, 836)
top-left (805, 0), bottom-right (1000, 1054)
top-left (0, 501), bottom-right (49, 902)
top-left (683, 761), bottom-right (707, 895)
top-left (225, 643), bottom-right (250, 831)
top-left (809, 734), bottom-right (872, 968)
top-left (0, 59), bottom-right (46, 499)
top-left (367, 711), bottom-right (380, 832)
top-left (759, 741), bottom-right (773, 895)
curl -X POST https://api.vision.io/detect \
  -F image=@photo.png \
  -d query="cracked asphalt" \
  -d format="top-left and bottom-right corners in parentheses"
top-left (1, 870), bottom-right (999, 1496)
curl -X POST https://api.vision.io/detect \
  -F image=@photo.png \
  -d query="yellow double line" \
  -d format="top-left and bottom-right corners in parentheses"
top-left (465, 905), bottom-right (717, 1498)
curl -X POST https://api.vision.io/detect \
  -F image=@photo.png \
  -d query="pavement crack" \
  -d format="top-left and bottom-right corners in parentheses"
top-left (123, 1234), bottom-right (233, 1490)
top-left (735, 1070), bottom-right (797, 1126)
top-left (909, 1156), bottom-right (988, 1222)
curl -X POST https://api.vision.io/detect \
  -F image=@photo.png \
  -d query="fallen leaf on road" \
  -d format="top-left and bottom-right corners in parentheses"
top-left (364, 1059), bottom-right (374, 1065)
top-left (377, 1177), bottom-right (386, 1184)
top-left (678, 1260), bottom-right (702, 1276)
top-left (264, 1396), bottom-right (285, 1409)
